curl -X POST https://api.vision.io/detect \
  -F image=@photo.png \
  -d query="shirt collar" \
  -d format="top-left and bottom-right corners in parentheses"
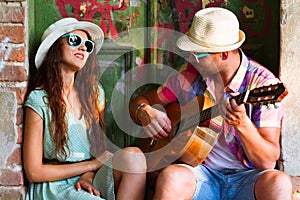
top-left (225, 50), bottom-right (249, 93)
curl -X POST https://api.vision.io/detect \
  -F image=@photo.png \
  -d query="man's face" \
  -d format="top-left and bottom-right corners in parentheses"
top-left (189, 52), bottom-right (220, 76)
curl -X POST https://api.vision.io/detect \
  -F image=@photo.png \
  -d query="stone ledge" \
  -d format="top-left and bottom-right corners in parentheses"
top-left (0, 186), bottom-right (26, 200)
top-left (293, 193), bottom-right (300, 200)
top-left (292, 176), bottom-right (300, 193)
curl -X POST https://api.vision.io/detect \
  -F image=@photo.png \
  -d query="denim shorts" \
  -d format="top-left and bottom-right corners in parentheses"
top-left (182, 164), bottom-right (274, 200)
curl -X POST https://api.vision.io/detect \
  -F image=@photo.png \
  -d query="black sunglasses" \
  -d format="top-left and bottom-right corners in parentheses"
top-left (61, 33), bottom-right (95, 54)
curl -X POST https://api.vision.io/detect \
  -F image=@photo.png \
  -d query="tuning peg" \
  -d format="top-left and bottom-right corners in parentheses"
top-left (274, 102), bottom-right (280, 109)
top-left (260, 105), bottom-right (267, 111)
top-left (267, 104), bottom-right (274, 110)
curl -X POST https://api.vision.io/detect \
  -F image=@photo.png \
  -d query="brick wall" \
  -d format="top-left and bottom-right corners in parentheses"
top-left (0, 1), bottom-right (27, 199)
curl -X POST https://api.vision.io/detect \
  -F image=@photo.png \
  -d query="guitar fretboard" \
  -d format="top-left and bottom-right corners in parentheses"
top-left (175, 92), bottom-right (247, 135)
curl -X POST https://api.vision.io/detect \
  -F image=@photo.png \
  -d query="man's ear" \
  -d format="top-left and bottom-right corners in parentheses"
top-left (221, 52), bottom-right (228, 60)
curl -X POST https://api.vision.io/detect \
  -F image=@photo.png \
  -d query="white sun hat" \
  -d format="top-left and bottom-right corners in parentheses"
top-left (177, 7), bottom-right (245, 53)
top-left (35, 17), bottom-right (104, 68)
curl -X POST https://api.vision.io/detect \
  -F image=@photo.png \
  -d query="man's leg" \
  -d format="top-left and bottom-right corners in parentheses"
top-left (255, 170), bottom-right (292, 200)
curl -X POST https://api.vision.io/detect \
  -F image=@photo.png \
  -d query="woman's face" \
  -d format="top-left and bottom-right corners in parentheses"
top-left (60, 30), bottom-right (91, 72)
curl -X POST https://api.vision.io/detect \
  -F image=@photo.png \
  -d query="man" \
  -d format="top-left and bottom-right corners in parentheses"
top-left (129, 7), bottom-right (292, 200)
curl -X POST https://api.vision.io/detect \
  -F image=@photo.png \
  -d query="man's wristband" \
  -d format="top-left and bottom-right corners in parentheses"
top-left (135, 103), bottom-right (146, 123)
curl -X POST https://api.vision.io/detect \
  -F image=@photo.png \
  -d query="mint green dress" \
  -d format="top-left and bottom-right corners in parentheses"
top-left (24, 86), bottom-right (115, 200)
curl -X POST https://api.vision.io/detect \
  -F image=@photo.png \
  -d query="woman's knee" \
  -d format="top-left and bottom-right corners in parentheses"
top-left (158, 165), bottom-right (196, 189)
top-left (155, 165), bottom-right (196, 199)
top-left (113, 147), bottom-right (146, 173)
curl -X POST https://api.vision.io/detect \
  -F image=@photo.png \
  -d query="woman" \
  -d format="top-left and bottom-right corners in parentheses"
top-left (23, 18), bottom-right (146, 200)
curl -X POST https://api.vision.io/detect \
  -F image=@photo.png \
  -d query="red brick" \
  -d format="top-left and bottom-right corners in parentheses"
top-left (17, 127), bottom-right (23, 144)
top-left (0, 65), bottom-right (27, 82)
top-left (0, 6), bottom-right (25, 23)
top-left (0, 46), bottom-right (25, 62)
top-left (7, 147), bottom-right (22, 166)
top-left (0, 26), bottom-right (25, 44)
top-left (0, 169), bottom-right (24, 186)
top-left (16, 107), bottom-right (23, 125)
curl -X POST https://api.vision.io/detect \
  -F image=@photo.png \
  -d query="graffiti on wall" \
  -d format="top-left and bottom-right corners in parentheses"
top-left (55, 0), bottom-right (142, 39)
top-left (152, 0), bottom-right (275, 67)
top-left (238, 1), bottom-right (273, 39)
top-left (172, 0), bottom-right (273, 38)
top-left (53, 0), bottom-right (275, 69)
top-left (150, 0), bottom-right (229, 67)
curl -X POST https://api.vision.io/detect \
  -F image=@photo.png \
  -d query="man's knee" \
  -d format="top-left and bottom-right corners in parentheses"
top-left (255, 170), bottom-right (292, 199)
top-left (257, 170), bottom-right (292, 187)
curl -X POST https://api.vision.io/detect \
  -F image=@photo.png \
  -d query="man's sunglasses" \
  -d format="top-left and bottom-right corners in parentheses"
top-left (61, 33), bottom-right (95, 54)
top-left (192, 52), bottom-right (214, 62)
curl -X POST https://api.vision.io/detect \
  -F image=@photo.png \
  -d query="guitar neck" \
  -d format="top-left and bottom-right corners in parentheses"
top-left (176, 92), bottom-right (247, 134)
top-left (174, 83), bottom-right (288, 135)
top-left (177, 104), bottom-right (220, 134)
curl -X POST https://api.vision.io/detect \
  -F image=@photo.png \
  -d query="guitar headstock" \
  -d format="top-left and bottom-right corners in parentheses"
top-left (236, 83), bottom-right (288, 106)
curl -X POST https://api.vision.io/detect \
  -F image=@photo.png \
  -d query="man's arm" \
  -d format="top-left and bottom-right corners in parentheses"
top-left (224, 98), bottom-right (280, 170)
top-left (129, 89), bottom-right (172, 140)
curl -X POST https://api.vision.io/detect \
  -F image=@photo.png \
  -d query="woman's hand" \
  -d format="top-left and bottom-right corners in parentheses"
top-left (75, 151), bottom-right (113, 196)
top-left (88, 150), bottom-right (114, 171)
top-left (75, 171), bottom-right (100, 196)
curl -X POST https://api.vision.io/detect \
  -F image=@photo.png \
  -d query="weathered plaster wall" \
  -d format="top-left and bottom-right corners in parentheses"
top-left (280, 0), bottom-right (300, 177)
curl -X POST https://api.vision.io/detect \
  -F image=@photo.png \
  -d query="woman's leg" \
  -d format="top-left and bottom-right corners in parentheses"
top-left (153, 164), bottom-right (196, 200)
top-left (112, 147), bottom-right (146, 200)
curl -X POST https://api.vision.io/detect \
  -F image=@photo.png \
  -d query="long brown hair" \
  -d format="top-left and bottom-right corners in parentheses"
top-left (26, 34), bottom-right (106, 160)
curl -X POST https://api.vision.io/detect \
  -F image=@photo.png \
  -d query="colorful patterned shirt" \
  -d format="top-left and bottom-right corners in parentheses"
top-left (157, 50), bottom-right (283, 169)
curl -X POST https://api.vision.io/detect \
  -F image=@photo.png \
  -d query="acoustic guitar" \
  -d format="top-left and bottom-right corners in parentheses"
top-left (138, 83), bottom-right (288, 171)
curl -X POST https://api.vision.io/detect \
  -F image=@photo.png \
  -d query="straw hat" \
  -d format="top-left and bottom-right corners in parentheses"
top-left (35, 17), bottom-right (104, 68)
top-left (177, 7), bottom-right (245, 53)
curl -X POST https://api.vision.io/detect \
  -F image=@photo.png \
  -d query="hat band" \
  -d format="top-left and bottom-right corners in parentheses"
top-left (186, 31), bottom-right (238, 48)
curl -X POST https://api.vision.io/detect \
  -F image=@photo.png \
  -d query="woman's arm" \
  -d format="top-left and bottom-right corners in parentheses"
top-left (23, 107), bottom-right (104, 182)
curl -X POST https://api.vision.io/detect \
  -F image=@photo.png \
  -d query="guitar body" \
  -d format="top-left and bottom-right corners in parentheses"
top-left (138, 95), bottom-right (213, 152)
top-left (138, 94), bottom-right (221, 170)
top-left (177, 126), bottom-right (219, 167)
top-left (137, 83), bottom-right (288, 171)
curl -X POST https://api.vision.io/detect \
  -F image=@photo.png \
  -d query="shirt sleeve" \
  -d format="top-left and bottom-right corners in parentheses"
top-left (24, 89), bottom-right (49, 120)
top-left (250, 78), bottom-right (284, 128)
top-left (157, 63), bottom-right (200, 104)
top-left (251, 101), bottom-right (283, 128)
